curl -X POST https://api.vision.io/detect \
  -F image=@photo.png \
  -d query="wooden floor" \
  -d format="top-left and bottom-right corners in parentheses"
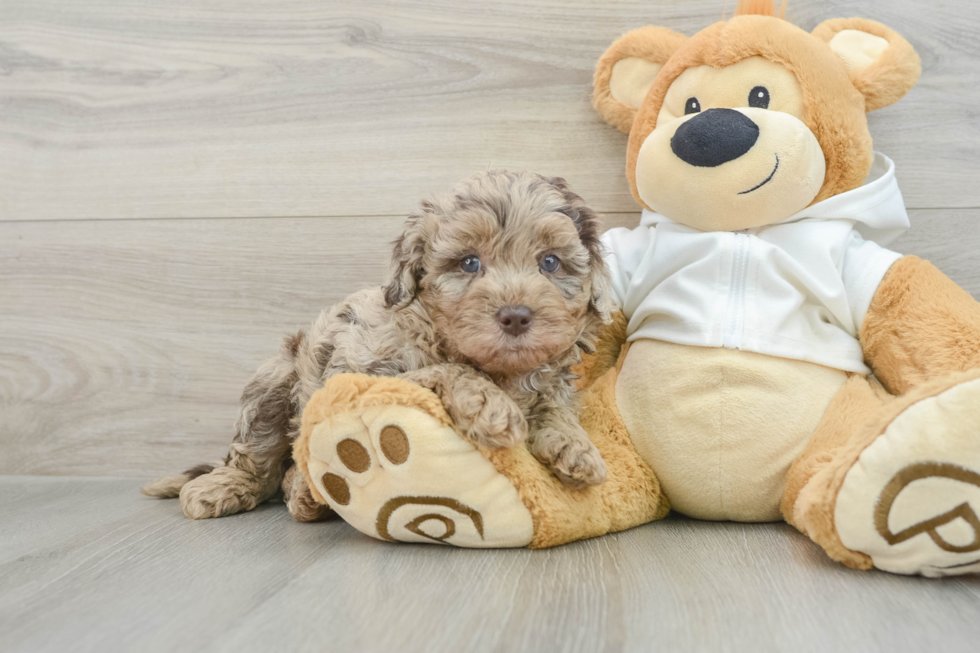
top-left (3, 1), bottom-right (980, 651)
top-left (0, 477), bottom-right (978, 653)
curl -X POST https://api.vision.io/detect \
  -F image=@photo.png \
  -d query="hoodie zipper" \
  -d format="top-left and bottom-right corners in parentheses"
top-left (723, 231), bottom-right (750, 349)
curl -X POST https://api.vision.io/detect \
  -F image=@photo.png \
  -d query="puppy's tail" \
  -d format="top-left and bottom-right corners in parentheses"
top-left (140, 463), bottom-right (216, 498)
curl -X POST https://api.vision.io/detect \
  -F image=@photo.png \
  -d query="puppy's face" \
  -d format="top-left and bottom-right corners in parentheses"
top-left (384, 171), bottom-right (613, 377)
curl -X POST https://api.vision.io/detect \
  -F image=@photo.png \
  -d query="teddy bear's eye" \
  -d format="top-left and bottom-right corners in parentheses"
top-left (749, 86), bottom-right (770, 109)
top-left (684, 97), bottom-right (701, 115)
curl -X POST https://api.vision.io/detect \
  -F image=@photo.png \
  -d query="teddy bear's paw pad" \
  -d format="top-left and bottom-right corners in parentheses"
top-left (836, 377), bottom-right (980, 576)
top-left (305, 404), bottom-right (534, 548)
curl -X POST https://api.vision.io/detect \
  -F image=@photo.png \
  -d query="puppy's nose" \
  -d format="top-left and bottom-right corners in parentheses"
top-left (671, 108), bottom-right (759, 167)
top-left (495, 305), bottom-right (534, 336)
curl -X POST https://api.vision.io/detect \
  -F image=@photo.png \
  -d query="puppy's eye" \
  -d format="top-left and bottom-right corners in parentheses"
top-left (749, 86), bottom-right (770, 109)
top-left (539, 255), bottom-right (560, 274)
top-left (684, 97), bottom-right (701, 115)
top-left (460, 255), bottom-right (481, 274)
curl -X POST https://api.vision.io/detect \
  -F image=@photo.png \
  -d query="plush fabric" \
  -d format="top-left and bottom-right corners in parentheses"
top-left (781, 374), bottom-right (890, 569)
top-left (609, 58), bottom-right (663, 115)
top-left (617, 340), bottom-right (846, 521)
top-left (485, 364), bottom-right (668, 549)
top-left (298, 374), bottom-right (536, 547)
top-left (834, 375), bottom-right (980, 576)
top-left (292, 3), bottom-right (980, 577)
top-left (602, 153), bottom-right (907, 373)
top-left (295, 333), bottom-right (666, 549)
top-left (593, 26), bottom-right (688, 133)
top-left (812, 18), bottom-right (922, 112)
top-left (625, 16), bottom-right (873, 210)
top-left (861, 256), bottom-right (980, 395)
top-left (295, 374), bottom-right (454, 506)
top-left (570, 309), bottom-right (626, 393)
top-left (783, 256), bottom-right (980, 571)
top-left (790, 368), bottom-right (980, 571)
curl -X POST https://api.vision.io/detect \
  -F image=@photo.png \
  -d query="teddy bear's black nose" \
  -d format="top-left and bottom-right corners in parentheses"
top-left (670, 108), bottom-right (760, 167)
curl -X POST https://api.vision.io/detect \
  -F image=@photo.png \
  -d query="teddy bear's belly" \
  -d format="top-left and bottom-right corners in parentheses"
top-left (616, 339), bottom-right (848, 521)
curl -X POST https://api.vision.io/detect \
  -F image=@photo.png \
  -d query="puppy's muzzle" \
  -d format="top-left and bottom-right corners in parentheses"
top-left (495, 305), bottom-right (534, 337)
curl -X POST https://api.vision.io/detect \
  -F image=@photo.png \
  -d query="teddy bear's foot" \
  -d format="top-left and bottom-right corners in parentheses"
top-left (296, 375), bottom-right (534, 547)
top-left (834, 373), bottom-right (980, 577)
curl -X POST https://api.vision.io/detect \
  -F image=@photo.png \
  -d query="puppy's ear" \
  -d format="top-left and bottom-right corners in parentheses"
top-left (588, 260), bottom-right (616, 325)
top-left (549, 177), bottom-right (615, 324)
top-left (382, 211), bottom-right (428, 309)
top-left (593, 26), bottom-right (688, 133)
top-left (812, 18), bottom-right (921, 112)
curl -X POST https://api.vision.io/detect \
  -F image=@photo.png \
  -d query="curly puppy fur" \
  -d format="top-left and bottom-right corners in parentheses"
top-left (141, 170), bottom-right (615, 521)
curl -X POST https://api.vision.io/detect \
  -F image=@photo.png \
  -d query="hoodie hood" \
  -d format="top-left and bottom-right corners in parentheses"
top-left (639, 152), bottom-right (910, 246)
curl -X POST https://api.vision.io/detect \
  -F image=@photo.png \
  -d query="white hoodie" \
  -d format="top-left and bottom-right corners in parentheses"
top-left (601, 153), bottom-right (909, 374)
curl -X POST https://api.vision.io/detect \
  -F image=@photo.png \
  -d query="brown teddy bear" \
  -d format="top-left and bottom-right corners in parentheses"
top-left (293, 0), bottom-right (980, 576)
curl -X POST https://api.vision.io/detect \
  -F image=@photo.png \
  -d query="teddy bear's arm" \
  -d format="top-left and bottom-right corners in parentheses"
top-left (860, 255), bottom-right (980, 395)
top-left (572, 310), bottom-right (628, 390)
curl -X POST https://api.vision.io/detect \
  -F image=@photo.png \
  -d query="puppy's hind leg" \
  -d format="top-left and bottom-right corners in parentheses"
top-left (145, 332), bottom-right (304, 519)
top-left (140, 463), bottom-right (218, 499)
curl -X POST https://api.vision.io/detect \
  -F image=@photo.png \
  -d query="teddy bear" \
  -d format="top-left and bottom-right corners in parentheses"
top-left (292, 0), bottom-right (980, 577)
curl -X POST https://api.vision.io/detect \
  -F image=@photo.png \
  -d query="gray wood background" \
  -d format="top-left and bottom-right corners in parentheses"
top-left (2, 0), bottom-right (979, 477)
top-left (3, 4), bottom-right (980, 653)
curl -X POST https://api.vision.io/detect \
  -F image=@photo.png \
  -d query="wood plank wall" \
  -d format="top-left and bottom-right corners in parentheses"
top-left (2, 0), bottom-right (978, 476)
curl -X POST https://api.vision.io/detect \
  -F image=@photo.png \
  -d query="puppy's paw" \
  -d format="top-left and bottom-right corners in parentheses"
top-left (552, 441), bottom-right (607, 488)
top-left (178, 467), bottom-right (263, 519)
top-left (531, 428), bottom-right (607, 488)
top-left (282, 465), bottom-right (332, 523)
top-left (447, 380), bottom-right (528, 449)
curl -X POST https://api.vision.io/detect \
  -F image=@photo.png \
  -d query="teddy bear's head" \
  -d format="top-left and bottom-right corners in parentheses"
top-left (593, 0), bottom-right (921, 231)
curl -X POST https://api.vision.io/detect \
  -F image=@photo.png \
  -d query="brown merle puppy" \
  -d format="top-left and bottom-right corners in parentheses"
top-left (142, 170), bottom-right (615, 522)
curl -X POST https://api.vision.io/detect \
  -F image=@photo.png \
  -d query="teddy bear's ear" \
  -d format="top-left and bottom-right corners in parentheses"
top-left (593, 26), bottom-right (688, 133)
top-left (812, 18), bottom-right (921, 112)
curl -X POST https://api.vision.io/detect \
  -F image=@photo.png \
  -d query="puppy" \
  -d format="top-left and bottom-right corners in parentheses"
top-left (142, 170), bottom-right (615, 522)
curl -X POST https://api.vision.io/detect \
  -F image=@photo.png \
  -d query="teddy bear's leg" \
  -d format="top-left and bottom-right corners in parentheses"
top-left (293, 366), bottom-right (666, 549)
top-left (785, 257), bottom-right (980, 576)
top-left (781, 375), bottom-right (892, 569)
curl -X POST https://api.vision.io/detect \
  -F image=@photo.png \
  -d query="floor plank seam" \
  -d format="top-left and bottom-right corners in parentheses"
top-left (3, 207), bottom-right (978, 225)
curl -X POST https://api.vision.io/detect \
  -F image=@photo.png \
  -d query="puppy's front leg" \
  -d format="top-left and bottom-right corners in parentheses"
top-left (401, 364), bottom-right (527, 448)
top-left (527, 403), bottom-right (607, 488)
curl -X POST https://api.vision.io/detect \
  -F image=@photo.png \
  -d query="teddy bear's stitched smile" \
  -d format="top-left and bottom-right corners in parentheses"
top-left (738, 154), bottom-right (780, 195)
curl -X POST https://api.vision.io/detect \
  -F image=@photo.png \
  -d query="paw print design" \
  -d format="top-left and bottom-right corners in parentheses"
top-left (836, 375), bottom-right (980, 576)
top-left (872, 462), bottom-right (980, 568)
top-left (300, 391), bottom-right (534, 548)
